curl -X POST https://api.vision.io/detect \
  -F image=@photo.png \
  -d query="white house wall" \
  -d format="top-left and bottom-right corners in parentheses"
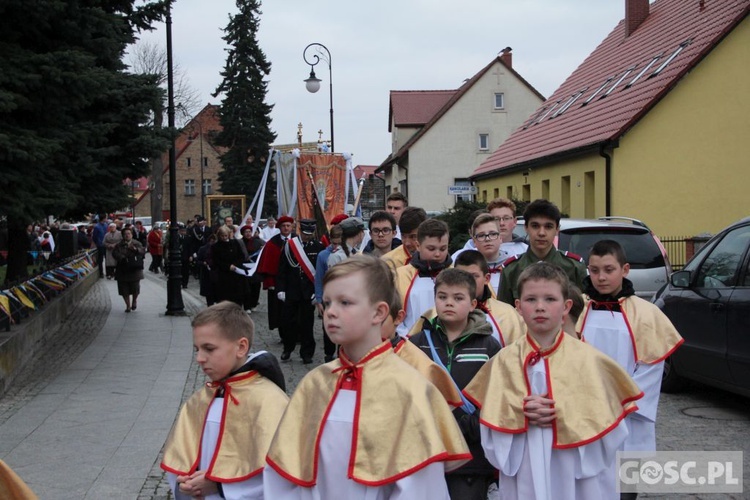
top-left (407, 61), bottom-right (542, 211)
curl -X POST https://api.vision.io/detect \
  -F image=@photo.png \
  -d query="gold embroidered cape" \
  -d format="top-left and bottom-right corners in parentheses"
top-left (161, 371), bottom-right (289, 482)
top-left (578, 295), bottom-right (684, 364)
top-left (464, 332), bottom-right (643, 448)
top-left (391, 337), bottom-right (463, 406)
top-left (266, 341), bottom-right (471, 486)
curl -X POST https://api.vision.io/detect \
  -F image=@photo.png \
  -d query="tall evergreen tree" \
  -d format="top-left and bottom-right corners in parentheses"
top-left (0, 0), bottom-right (170, 283)
top-left (213, 0), bottom-right (277, 217)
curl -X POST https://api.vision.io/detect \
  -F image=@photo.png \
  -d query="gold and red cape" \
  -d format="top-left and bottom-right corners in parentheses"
top-left (266, 341), bottom-right (470, 486)
top-left (161, 371), bottom-right (288, 482)
top-left (578, 295), bottom-right (684, 364)
top-left (391, 337), bottom-right (463, 406)
top-left (464, 332), bottom-right (643, 448)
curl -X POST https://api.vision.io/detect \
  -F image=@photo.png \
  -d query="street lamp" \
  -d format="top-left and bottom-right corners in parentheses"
top-left (165, 3), bottom-right (184, 315)
top-left (303, 43), bottom-right (334, 152)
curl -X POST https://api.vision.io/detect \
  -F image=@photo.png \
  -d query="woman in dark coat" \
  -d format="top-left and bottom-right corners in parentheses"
top-left (113, 227), bottom-right (146, 312)
top-left (195, 234), bottom-right (218, 306)
top-left (210, 225), bottom-right (249, 306)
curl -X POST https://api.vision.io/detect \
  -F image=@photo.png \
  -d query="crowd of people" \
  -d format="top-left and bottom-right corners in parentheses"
top-left (154, 193), bottom-right (683, 500)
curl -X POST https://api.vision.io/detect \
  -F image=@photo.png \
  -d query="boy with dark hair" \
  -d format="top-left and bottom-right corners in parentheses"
top-left (363, 210), bottom-right (401, 257)
top-left (578, 240), bottom-right (682, 457)
top-left (409, 268), bottom-right (499, 499)
top-left (465, 263), bottom-right (643, 500)
top-left (498, 199), bottom-right (587, 305)
top-left (385, 191), bottom-right (408, 228)
top-left (265, 255), bottom-right (470, 498)
top-left (409, 250), bottom-right (524, 347)
top-left (487, 197), bottom-right (527, 260)
top-left (161, 301), bottom-right (288, 499)
top-left (395, 218), bottom-right (452, 336)
top-left (381, 279), bottom-right (464, 407)
top-left (382, 206), bottom-right (427, 270)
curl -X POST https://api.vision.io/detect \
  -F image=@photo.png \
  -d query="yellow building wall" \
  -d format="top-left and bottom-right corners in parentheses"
top-left (611, 18), bottom-right (750, 236)
top-left (477, 18), bottom-right (750, 237)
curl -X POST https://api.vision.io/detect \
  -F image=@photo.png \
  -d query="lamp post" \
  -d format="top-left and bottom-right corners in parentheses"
top-left (165, 3), bottom-right (184, 315)
top-left (303, 43), bottom-right (334, 152)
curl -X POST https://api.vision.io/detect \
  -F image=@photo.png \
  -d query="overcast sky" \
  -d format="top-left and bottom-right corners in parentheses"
top-left (135, 0), bottom-right (627, 167)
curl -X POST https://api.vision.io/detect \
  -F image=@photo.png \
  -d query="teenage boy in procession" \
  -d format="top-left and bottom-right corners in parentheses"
top-left (410, 250), bottom-right (525, 347)
top-left (275, 219), bottom-right (324, 364)
top-left (409, 269), bottom-right (500, 500)
top-left (454, 213), bottom-right (505, 295)
top-left (385, 191), bottom-right (408, 239)
top-left (264, 256), bottom-right (471, 498)
top-left (577, 240), bottom-right (682, 471)
top-left (498, 199), bottom-right (587, 305)
top-left (464, 263), bottom-right (643, 500)
top-left (362, 210), bottom-right (401, 257)
top-left (487, 198), bottom-right (527, 261)
top-left (161, 302), bottom-right (288, 499)
top-left (382, 206), bottom-right (427, 270)
top-left (395, 218), bottom-right (452, 337)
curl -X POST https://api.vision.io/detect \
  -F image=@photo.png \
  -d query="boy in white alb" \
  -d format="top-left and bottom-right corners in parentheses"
top-left (264, 256), bottom-right (470, 499)
top-left (578, 240), bottom-right (682, 455)
top-left (395, 219), bottom-right (452, 336)
top-left (161, 301), bottom-right (288, 500)
top-left (464, 263), bottom-right (643, 500)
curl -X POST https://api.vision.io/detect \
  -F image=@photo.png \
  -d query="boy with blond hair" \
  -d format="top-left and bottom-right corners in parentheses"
top-left (465, 263), bottom-right (643, 500)
top-left (265, 255), bottom-right (470, 498)
top-left (161, 301), bottom-right (288, 499)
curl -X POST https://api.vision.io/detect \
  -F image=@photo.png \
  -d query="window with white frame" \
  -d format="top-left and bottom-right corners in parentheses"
top-left (479, 133), bottom-right (490, 151)
top-left (184, 179), bottom-right (196, 196)
top-left (202, 179), bottom-right (212, 195)
top-left (494, 93), bottom-right (505, 110)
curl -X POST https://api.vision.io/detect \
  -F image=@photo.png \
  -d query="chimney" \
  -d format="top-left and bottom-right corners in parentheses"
top-left (625, 0), bottom-right (650, 37)
top-left (500, 47), bottom-right (513, 69)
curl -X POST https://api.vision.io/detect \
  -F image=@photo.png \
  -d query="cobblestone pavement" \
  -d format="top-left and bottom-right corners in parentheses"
top-left (2, 258), bottom-right (748, 499)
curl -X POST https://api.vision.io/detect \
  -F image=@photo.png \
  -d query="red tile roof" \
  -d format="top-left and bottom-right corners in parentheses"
top-left (472, 0), bottom-right (750, 179)
top-left (389, 90), bottom-right (455, 132)
top-left (353, 165), bottom-right (378, 178)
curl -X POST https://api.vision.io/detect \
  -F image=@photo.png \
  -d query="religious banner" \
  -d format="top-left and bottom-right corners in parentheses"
top-left (296, 153), bottom-right (347, 225)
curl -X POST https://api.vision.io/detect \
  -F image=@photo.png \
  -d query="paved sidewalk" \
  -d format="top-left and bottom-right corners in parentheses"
top-left (0, 262), bottom-right (328, 499)
top-left (0, 272), bottom-right (199, 499)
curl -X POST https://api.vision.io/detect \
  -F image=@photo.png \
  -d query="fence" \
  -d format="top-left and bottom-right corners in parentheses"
top-left (658, 235), bottom-right (712, 271)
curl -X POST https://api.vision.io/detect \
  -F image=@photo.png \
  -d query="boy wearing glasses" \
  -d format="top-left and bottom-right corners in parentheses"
top-left (487, 197), bottom-right (527, 260)
top-left (363, 211), bottom-right (401, 257)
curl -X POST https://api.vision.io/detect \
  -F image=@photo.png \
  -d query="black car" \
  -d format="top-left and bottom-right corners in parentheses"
top-left (655, 216), bottom-right (750, 397)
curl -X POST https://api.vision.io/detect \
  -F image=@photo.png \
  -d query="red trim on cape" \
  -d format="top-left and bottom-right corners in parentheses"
top-left (402, 272), bottom-right (418, 312)
top-left (349, 451), bottom-right (474, 487)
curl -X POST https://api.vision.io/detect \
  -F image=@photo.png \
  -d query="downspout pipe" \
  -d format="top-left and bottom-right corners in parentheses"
top-left (599, 143), bottom-right (612, 216)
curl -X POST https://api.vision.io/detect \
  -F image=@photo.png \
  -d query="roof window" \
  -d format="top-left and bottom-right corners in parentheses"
top-left (650, 39), bottom-right (692, 78)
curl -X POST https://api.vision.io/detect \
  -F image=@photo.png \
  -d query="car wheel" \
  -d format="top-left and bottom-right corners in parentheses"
top-left (661, 356), bottom-right (686, 393)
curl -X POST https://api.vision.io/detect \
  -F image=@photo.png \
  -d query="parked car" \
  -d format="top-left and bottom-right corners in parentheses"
top-left (512, 217), bottom-right (671, 300)
top-left (654, 216), bottom-right (750, 397)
